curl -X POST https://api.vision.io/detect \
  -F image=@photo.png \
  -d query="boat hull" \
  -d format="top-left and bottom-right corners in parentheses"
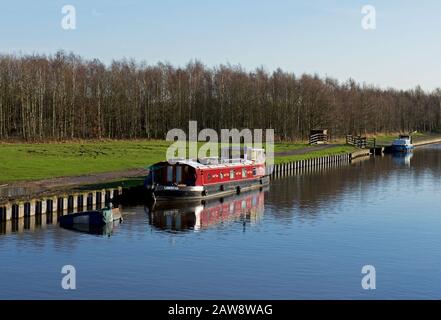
top-left (59, 208), bottom-right (122, 227)
top-left (148, 176), bottom-right (270, 202)
top-left (391, 145), bottom-right (414, 152)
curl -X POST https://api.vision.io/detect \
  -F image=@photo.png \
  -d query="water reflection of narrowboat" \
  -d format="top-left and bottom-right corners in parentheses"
top-left (145, 147), bottom-right (269, 201)
top-left (391, 134), bottom-right (414, 152)
top-left (147, 189), bottom-right (266, 232)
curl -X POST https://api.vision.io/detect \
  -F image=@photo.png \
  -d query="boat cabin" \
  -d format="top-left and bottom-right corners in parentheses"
top-left (398, 134), bottom-right (413, 144)
top-left (146, 161), bottom-right (199, 187)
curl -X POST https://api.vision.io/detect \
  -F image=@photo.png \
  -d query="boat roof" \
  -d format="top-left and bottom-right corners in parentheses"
top-left (150, 158), bottom-right (258, 170)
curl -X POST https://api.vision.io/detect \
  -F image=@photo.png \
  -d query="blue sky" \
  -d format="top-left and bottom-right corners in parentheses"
top-left (1, 0), bottom-right (440, 90)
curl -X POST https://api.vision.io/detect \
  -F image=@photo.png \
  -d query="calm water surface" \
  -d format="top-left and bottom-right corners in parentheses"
top-left (1, 144), bottom-right (441, 299)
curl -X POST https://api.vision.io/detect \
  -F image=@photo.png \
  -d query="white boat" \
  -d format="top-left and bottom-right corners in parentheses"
top-left (391, 134), bottom-right (414, 152)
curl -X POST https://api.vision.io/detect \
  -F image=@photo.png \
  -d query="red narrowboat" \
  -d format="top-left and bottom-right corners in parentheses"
top-left (145, 147), bottom-right (270, 201)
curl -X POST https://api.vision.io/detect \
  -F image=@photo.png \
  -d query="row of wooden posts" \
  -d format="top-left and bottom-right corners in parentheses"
top-left (0, 187), bottom-right (122, 222)
top-left (267, 153), bottom-right (351, 176)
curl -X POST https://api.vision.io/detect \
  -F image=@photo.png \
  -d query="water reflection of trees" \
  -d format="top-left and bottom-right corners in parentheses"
top-left (267, 149), bottom-right (441, 220)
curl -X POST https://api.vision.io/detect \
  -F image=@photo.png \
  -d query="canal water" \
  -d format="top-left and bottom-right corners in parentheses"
top-left (1, 144), bottom-right (441, 299)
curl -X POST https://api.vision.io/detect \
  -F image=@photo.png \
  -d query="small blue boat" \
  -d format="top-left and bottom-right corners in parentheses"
top-left (391, 134), bottom-right (414, 152)
top-left (60, 219), bottom-right (122, 236)
top-left (59, 205), bottom-right (122, 227)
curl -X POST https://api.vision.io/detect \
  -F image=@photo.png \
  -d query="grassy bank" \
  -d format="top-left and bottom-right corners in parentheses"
top-left (0, 140), bottom-right (355, 183)
top-left (0, 140), bottom-right (170, 183)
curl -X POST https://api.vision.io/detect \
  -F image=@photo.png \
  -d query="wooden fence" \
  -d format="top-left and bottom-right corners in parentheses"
top-left (309, 133), bottom-right (329, 145)
top-left (346, 135), bottom-right (376, 149)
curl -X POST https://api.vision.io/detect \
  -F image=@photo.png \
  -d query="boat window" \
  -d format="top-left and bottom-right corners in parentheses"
top-left (207, 173), bottom-right (212, 181)
top-left (230, 170), bottom-right (235, 179)
top-left (176, 166), bottom-right (182, 183)
top-left (167, 166), bottom-right (173, 183)
top-left (185, 168), bottom-right (196, 186)
top-left (242, 168), bottom-right (247, 178)
top-left (153, 168), bottom-right (160, 184)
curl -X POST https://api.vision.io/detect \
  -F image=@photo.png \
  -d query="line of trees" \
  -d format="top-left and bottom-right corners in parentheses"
top-left (0, 51), bottom-right (440, 141)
